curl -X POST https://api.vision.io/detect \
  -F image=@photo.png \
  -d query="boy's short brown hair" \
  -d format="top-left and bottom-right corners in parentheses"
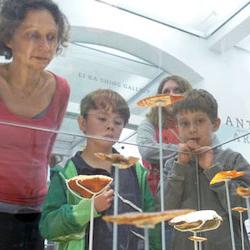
top-left (173, 89), bottom-right (218, 121)
top-left (80, 89), bottom-right (130, 125)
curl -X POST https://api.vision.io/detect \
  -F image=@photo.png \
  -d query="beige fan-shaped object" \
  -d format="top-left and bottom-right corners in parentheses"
top-left (232, 207), bottom-right (248, 213)
top-left (67, 175), bottom-right (113, 199)
top-left (210, 170), bottom-right (245, 185)
top-left (236, 186), bottom-right (250, 197)
top-left (188, 235), bottom-right (207, 243)
top-left (137, 94), bottom-right (184, 108)
top-left (169, 210), bottom-right (222, 233)
top-left (103, 209), bottom-right (194, 228)
top-left (94, 152), bottom-right (139, 169)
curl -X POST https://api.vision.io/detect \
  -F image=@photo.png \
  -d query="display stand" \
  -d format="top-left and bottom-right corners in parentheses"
top-left (137, 93), bottom-right (184, 250)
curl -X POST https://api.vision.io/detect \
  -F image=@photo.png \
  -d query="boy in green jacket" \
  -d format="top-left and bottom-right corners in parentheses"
top-left (39, 89), bottom-right (160, 250)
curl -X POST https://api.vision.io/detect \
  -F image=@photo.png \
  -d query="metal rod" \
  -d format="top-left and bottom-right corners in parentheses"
top-left (199, 240), bottom-right (202, 250)
top-left (225, 180), bottom-right (236, 250)
top-left (158, 105), bottom-right (166, 250)
top-left (239, 211), bottom-right (245, 250)
top-left (144, 227), bottom-right (149, 250)
top-left (245, 197), bottom-right (250, 232)
top-left (0, 122), bottom-right (249, 154)
top-left (89, 196), bottom-right (95, 250)
top-left (113, 166), bottom-right (119, 250)
top-left (0, 121), bottom-right (180, 153)
top-left (199, 132), bottom-right (250, 154)
top-left (195, 156), bottom-right (201, 210)
top-left (193, 232), bottom-right (198, 250)
top-left (117, 193), bottom-right (142, 212)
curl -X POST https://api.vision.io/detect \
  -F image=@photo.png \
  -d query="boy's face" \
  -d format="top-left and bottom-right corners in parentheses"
top-left (176, 110), bottom-right (220, 147)
top-left (78, 108), bottom-right (125, 146)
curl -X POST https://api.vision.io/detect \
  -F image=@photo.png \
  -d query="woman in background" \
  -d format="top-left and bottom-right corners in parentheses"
top-left (137, 75), bottom-right (192, 195)
top-left (136, 75), bottom-right (192, 250)
top-left (0, 0), bottom-right (70, 249)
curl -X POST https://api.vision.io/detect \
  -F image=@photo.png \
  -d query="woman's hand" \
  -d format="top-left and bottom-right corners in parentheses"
top-left (94, 187), bottom-right (114, 212)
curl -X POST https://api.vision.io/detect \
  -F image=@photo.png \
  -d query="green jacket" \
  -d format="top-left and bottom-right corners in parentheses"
top-left (39, 160), bottom-right (161, 250)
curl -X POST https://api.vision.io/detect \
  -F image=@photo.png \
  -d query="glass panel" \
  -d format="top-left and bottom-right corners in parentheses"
top-left (49, 42), bottom-right (164, 115)
top-left (47, 42), bottom-right (167, 156)
top-left (0, 0), bottom-right (249, 249)
top-left (236, 34), bottom-right (250, 52)
top-left (98, 0), bottom-right (249, 37)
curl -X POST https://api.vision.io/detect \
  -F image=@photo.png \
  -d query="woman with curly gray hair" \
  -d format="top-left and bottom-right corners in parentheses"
top-left (0, 0), bottom-right (70, 249)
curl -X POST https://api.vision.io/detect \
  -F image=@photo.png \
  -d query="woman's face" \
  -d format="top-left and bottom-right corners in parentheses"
top-left (161, 80), bottom-right (183, 113)
top-left (7, 9), bottom-right (59, 70)
top-left (161, 80), bottom-right (183, 95)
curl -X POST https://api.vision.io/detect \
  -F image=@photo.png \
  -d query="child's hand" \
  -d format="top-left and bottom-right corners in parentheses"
top-left (194, 146), bottom-right (214, 170)
top-left (94, 187), bottom-right (114, 212)
top-left (177, 143), bottom-right (192, 165)
top-left (177, 140), bottom-right (200, 165)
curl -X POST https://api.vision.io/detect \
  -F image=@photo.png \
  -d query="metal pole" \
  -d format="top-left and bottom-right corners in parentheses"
top-left (144, 227), bottom-right (149, 250)
top-left (158, 105), bottom-right (166, 250)
top-left (113, 167), bottom-right (119, 250)
top-left (225, 180), bottom-right (236, 250)
top-left (193, 232), bottom-right (198, 250)
top-left (195, 156), bottom-right (201, 210)
top-left (246, 197), bottom-right (250, 227)
top-left (89, 196), bottom-right (95, 250)
top-left (239, 211), bottom-right (245, 250)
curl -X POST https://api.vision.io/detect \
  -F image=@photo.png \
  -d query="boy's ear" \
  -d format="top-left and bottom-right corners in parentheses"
top-left (78, 115), bottom-right (86, 133)
top-left (213, 118), bottom-right (221, 132)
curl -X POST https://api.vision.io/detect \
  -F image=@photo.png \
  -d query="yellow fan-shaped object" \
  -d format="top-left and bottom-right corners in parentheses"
top-left (210, 170), bottom-right (245, 185)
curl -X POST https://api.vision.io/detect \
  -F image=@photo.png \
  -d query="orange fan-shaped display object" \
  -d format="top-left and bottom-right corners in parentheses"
top-left (236, 186), bottom-right (250, 197)
top-left (94, 153), bottom-right (139, 169)
top-left (137, 94), bottom-right (184, 108)
top-left (67, 175), bottom-right (113, 199)
top-left (210, 170), bottom-right (245, 185)
top-left (103, 209), bottom-right (194, 228)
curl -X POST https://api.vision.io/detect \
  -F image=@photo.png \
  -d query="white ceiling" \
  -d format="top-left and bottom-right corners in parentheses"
top-left (95, 0), bottom-right (250, 38)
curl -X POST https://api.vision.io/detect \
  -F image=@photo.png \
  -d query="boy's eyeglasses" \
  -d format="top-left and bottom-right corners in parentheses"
top-left (85, 112), bottom-right (125, 128)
